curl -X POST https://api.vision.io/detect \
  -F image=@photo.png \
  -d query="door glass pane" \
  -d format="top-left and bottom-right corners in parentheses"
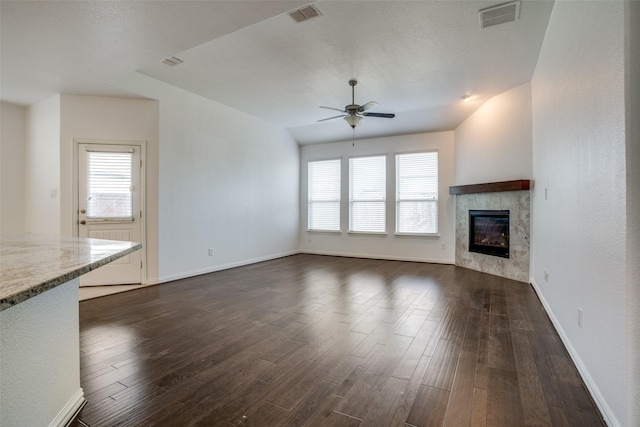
top-left (87, 151), bottom-right (133, 218)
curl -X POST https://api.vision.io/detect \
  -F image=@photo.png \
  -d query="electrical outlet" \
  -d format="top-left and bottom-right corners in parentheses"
top-left (543, 269), bottom-right (549, 282)
top-left (578, 307), bottom-right (584, 328)
top-left (208, 248), bottom-right (213, 256)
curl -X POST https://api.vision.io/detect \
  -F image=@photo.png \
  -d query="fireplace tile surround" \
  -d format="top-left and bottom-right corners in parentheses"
top-left (453, 185), bottom-right (530, 282)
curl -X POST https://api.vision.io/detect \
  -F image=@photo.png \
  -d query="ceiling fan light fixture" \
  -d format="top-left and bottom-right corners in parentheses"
top-left (318, 80), bottom-right (395, 129)
top-left (344, 115), bottom-right (362, 128)
top-left (461, 94), bottom-right (475, 102)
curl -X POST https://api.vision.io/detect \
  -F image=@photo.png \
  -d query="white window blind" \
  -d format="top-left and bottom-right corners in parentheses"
top-left (308, 159), bottom-right (341, 231)
top-left (396, 151), bottom-right (438, 234)
top-left (87, 151), bottom-right (133, 219)
top-left (349, 156), bottom-right (386, 233)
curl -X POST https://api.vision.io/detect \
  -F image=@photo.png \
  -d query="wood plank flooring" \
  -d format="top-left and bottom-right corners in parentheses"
top-left (73, 254), bottom-right (605, 426)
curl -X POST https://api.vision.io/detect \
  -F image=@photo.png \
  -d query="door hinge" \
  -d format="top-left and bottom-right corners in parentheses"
top-left (140, 210), bottom-right (142, 219)
top-left (140, 261), bottom-right (143, 269)
top-left (140, 159), bottom-right (142, 168)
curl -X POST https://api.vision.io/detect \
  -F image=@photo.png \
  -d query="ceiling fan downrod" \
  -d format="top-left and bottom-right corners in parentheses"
top-left (344, 80), bottom-right (361, 128)
top-left (349, 79), bottom-right (357, 105)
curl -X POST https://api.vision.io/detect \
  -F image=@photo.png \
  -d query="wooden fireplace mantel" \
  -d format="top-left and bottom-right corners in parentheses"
top-left (448, 179), bottom-right (530, 195)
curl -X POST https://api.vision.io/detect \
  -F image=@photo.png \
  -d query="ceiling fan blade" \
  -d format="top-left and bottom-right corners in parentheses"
top-left (359, 101), bottom-right (379, 112)
top-left (317, 114), bottom-right (347, 122)
top-left (320, 106), bottom-right (346, 113)
top-left (363, 112), bottom-right (396, 118)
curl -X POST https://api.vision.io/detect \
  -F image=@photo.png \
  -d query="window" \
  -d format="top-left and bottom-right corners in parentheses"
top-left (87, 151), bottom-right (134, 219)
top-left (349, 155), bottom-right (386, 233)
top-left (396, 151), bottom-right (438, 234)
top-left (308, 159), bottom-right (341, 231)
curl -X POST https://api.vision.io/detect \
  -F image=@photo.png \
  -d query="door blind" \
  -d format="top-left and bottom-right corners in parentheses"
top-left (87, 151), bottom-right (134, 219)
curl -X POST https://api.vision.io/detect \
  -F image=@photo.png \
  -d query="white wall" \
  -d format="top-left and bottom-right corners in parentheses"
top-left (0, 278), bottom-right (82, 427)
top-left (114, 73), bottom-right (300, 283)
top-left (0, 102), bottom-right (26, 235)
top-left (299, 132), bottom-right (455, 263)
top-left (625, 1), bottom-right (640, 424)
top-left (59, 95), bottom-right (160, 282)
top-left (531, 2), bottom-right (628, 425)
top-left (454, 82), bottom-right (532, 185)
top-left (25, 95), bottom-right (60, 234)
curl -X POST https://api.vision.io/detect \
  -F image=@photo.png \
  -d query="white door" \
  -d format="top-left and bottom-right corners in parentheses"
top-left (77, 142), bottom-right (143, 286)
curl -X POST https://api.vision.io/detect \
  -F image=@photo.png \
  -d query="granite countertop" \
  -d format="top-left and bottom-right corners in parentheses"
top-left (0, 234), bottom-right (142, 311)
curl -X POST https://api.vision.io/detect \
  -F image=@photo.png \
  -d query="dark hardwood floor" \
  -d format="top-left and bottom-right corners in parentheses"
top-left (73, 254), bottom-right (605, 426)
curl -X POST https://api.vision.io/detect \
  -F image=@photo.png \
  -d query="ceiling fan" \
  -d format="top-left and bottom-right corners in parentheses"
top-left (318, 80), bottom-right (395, 128)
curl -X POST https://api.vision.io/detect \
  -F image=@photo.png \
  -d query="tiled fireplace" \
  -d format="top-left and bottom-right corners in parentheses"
top-left (450, 180), bottom-right (530, 282)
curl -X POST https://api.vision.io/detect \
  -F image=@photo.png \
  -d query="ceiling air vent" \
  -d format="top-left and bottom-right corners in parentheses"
top-left (289, 5), bottom-right (322, 23)
top-left (161, 56), bottom-right (183, 67)
top-left (479, 1), bottom-right (520, 29)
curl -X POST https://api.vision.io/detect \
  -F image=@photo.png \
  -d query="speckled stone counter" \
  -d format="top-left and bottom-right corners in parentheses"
top-left (0, 234), bottom-right (141, 311)
top-left (0, 234), bottom-right (141, 427)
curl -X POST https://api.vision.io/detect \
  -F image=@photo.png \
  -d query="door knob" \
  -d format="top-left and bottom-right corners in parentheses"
top-left (80, 220), bottom-right (86, 225)
top-left (80, 209), bottom-right (86, 214)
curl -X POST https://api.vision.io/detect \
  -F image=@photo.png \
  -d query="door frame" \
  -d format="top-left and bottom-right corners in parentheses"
top-left (73, 139), bottom-right (147, 284)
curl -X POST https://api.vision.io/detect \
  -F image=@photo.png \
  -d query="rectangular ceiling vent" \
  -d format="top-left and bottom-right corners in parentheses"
top-left (161, 56), bottom-right (183, 67)
top-left (479, 1), bottom-right (520, 29)
top-left (289, 5), bottom-right (322, 23)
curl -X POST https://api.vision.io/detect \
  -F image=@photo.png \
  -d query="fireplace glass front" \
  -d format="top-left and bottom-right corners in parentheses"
top-left (469, 210), bottom-right (509, 258)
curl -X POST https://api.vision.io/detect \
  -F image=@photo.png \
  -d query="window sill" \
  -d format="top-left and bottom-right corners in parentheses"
top-left (394, 233), bottom-right (440, 238)
top-left (347, 231), bottom-right (388, 237)
top-left (307, 229), bottom-right (341, 234)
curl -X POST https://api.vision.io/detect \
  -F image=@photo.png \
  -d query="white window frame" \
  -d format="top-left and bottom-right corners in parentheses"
top-left (395, 151), bottom-right (439, 236)
top-left (349, 155), bottom-right (387, 234)
top-left (307, 158), bottom-right (341, 232)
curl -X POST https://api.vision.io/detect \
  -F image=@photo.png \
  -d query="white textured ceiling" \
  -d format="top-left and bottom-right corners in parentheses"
top-left (0, 0), bottom-right (308, 105)
top-left (1, 1), bottom-right (554, 145)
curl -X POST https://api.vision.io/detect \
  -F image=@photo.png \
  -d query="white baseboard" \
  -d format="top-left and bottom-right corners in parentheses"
top-left (529, 278), bottom-right (619, 427)
top-left (146, 250), bottom-right (454, 285)
top-left (49, 388), bottom-right (85, 427)
top-left (150, 250), bottom-right (299, 285)
top-left (300, 249), bottom-right (454, 265)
